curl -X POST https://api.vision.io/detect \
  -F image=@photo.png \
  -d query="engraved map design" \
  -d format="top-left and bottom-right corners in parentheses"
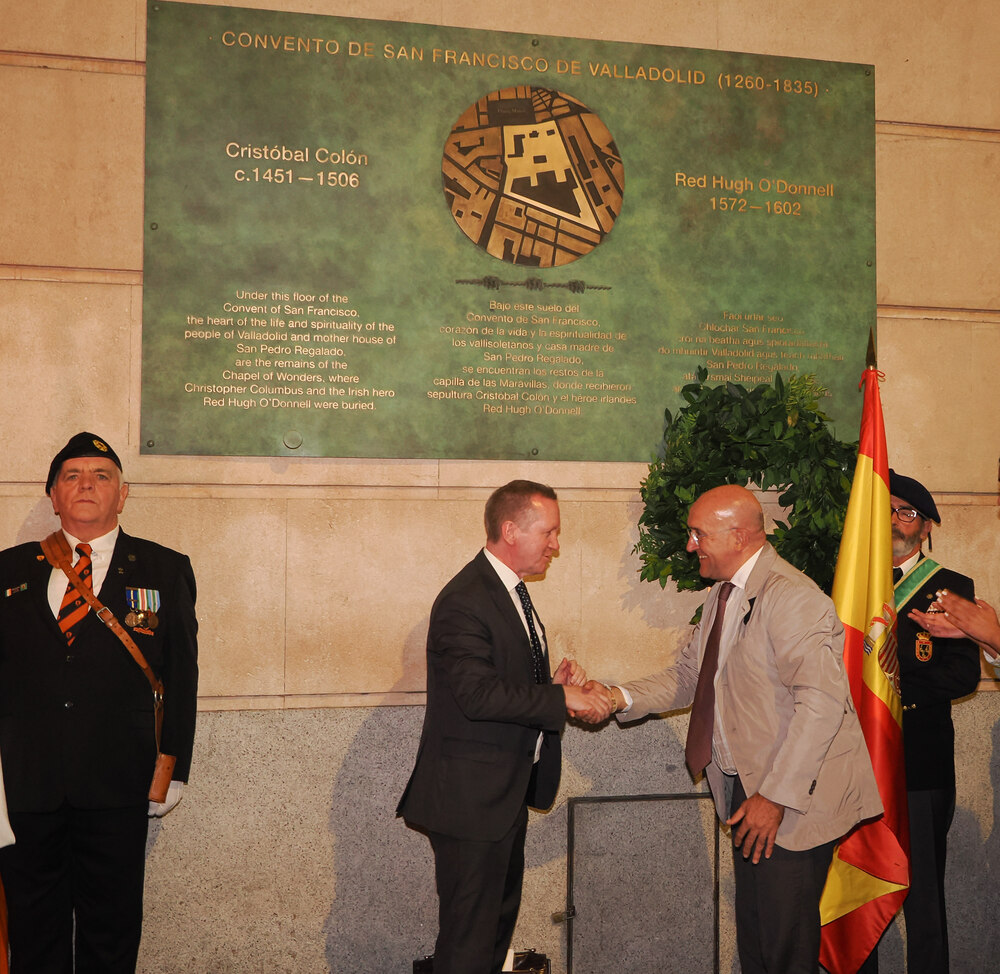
top-left (443, 86), bottom-right (625, 267)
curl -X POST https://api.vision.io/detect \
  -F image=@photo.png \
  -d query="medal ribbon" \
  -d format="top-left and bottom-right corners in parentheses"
top-left (126, 588), bottom-right (161, 613)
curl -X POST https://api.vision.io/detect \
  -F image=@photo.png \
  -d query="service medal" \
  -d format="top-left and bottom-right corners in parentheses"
top-left (915, 631), bottom-right (933, 662)
top-left (125, 587), bottom-right (161, 629)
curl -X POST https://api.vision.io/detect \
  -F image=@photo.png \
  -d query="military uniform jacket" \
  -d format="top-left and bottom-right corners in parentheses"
top-left (397, 550), bottom-right (566, 842)
top-left (896, 558), bottom-right (979, 792)
top-left (0, 530), bottom-right (199, 812)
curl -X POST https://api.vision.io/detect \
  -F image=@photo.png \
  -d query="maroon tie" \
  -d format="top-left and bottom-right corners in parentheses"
top-left (685, 581), bottom-right (735, 775)
top-left (57, 543), bottom-right (93, 645)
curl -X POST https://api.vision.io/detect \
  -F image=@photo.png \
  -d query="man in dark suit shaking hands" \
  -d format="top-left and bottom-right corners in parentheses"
top-left (0, 432), bottom-right (198, 974)
top-left (398, 480), bottom-right (611, 974)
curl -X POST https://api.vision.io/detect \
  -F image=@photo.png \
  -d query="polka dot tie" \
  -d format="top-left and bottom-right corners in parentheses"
top-left (515, 581), bottom-right (547, 684)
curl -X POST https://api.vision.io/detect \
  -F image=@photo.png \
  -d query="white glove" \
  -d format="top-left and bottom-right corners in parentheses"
top-left (148, 780), bottom-right (185, 817)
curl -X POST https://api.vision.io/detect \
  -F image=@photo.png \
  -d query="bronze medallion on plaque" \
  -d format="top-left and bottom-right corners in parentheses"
top-left (443, 86), bottom-right (625, 266)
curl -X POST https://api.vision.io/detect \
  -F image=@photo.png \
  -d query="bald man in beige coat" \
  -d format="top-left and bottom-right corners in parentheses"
top-left (605, 486), bottom-right (881, 974)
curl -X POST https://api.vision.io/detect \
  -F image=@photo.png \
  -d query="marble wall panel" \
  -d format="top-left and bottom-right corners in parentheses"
top-left (714, 0), bottom-right (1000, 130)
top-left (879, 315), bottom-right (1000, 492)
top-left (0, 67), bottom-right (144, 270)
top-left (283, 494), bottom-right (484, 695)
top-left (439, 460), bottom-right (649, 490)
top-left (923, 503), bottom-right (1000, 618)
top-left (280, 492), bottom-right (680, 697)
top-left (546, 496), bottom-right (701, 684)
top-left (0, 492), bottom-right (63, 550)
top-left (876, 134), bottom-right (1000, 311)
top-left (123, 494), bottom-right (290, 698)
top-left (0, 0), bottom-right (142, 60)
top-left (280, 490), bottom-right (713, 699)
top-left (0, 280), bottom-right (135, 483)
top-left (443, 0), bottom-right (1000, 128)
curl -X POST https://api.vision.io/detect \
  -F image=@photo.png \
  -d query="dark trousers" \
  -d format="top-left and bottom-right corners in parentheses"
top-left (427, 804), bottom-right (529, 974)
top-left (858, 786), bottom-right (955, 974)
top-left (0, 804), bottom-right (149, 974)
top-left (731, 776), bottom-right (835, 974)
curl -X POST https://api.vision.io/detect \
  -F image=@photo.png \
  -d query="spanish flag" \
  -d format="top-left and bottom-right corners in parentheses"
top-left (819, 361), bottom-right (909, 973)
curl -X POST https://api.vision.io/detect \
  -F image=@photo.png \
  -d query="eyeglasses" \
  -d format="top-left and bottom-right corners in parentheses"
top-left (890, 506), bottom-right (922, 523)
top-left (686, 526), bottom-right (738, 546)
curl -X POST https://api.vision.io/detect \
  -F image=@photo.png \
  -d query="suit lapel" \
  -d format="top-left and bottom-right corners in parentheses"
top-left (103, 530), bottom-right (133, 603)
top-left (742, 544), bottom-right (776, 605)
top-left (474, 551), bottom-right (547, 679)
top-left (716, 544), bottom-right (775, 672)
top-left (30, 543), bottom-right (66, 641)
top-left (478, 553), bottom-right (528, 643)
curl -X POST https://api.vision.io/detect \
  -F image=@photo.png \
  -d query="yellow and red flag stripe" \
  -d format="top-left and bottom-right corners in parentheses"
top-left (819, 365), bottom-right (909, 974)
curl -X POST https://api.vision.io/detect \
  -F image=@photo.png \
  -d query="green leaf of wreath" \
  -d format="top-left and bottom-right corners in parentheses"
top-left (634, 370), bottom-right (857, 596)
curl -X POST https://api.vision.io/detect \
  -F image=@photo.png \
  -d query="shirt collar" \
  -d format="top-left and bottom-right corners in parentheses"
top-left (483, 547), bottom-right (520, 592)
top-left (896, 548), bottom-right (922, 576)
top-left (728, 544), bottom-right (765, 591)
top-left (62, 525), bottom-right (120, 559)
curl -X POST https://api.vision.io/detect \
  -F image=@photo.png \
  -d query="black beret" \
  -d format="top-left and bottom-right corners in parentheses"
top-left (46, 432), bottom-right (123, 494)
top-left (888, 469), bottom-right (940, 524)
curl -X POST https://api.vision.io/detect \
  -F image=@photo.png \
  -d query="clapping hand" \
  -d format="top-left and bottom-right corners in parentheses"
top-left (910, 590), bottom-right (1000, 658)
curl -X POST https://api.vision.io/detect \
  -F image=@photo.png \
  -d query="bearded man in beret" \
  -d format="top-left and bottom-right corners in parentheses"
top-left (860, 470), bottom-right (980, 974)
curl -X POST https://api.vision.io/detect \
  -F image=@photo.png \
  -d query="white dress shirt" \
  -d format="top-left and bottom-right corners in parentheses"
top-left (47, 526), bottom-right (120, 617)
top-left (483, 547), bottom-right (547, 760)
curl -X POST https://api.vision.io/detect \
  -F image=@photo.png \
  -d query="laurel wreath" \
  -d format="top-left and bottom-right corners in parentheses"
top-left (634, 367), bottom-right (857, 597)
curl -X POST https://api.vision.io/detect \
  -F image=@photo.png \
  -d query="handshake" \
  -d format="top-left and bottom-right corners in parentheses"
top-left (553, 658), bottom-right (617, 724)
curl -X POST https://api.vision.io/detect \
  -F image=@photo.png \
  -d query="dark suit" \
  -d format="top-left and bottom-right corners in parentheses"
top-left (398, 550), bottom-right (566, 974)
top-left (894, 558), bottom-right (979, 974)
top-left (0, 529), bottom-right (198, 973)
